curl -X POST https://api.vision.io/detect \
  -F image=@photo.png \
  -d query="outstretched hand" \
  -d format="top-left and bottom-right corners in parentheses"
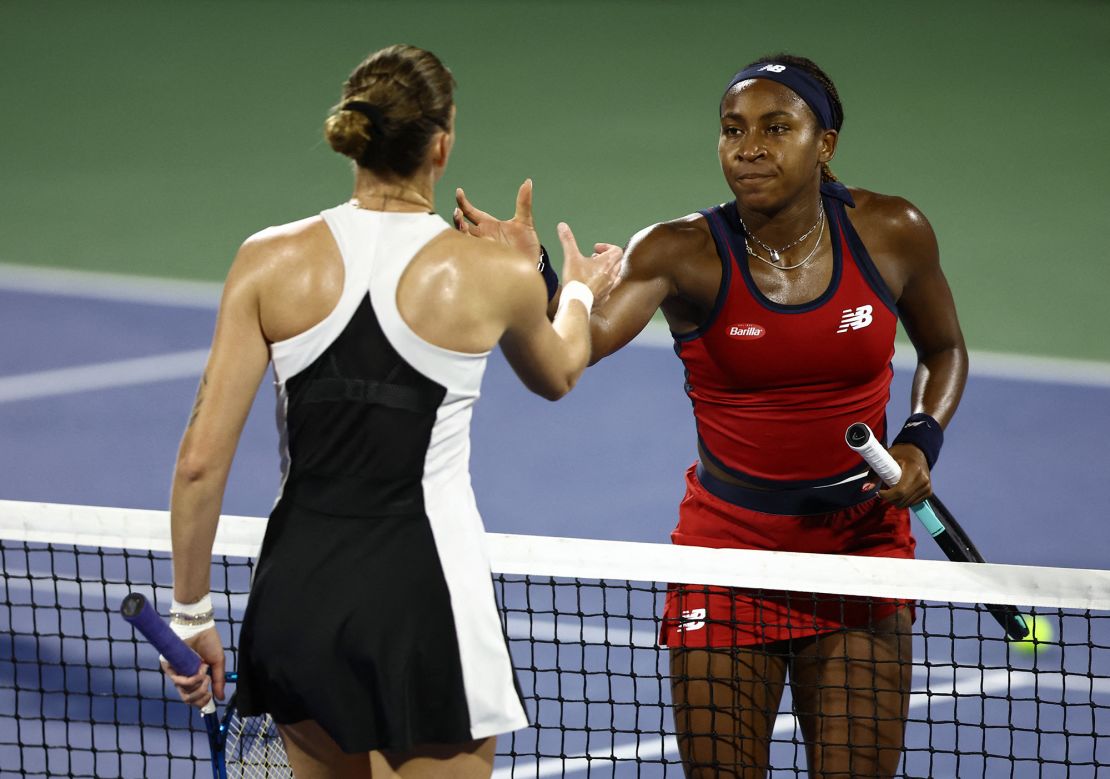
top-left (455, 179), bottom-right (541, 259)
top-left (556, 222), bottom-right (623, 308)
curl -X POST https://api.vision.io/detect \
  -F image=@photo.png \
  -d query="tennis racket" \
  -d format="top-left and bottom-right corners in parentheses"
top-left (120, 593), bottom-right (292, 778)
top-left (845, 422), bottom-right (1030, 641)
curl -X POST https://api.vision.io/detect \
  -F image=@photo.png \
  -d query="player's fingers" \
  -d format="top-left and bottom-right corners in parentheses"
top-left (594, 246), bottom-right (625, 304)
top-left (904, 484), bottom-right (933, 508)
top-left (600, 244), bottom-right (624, 269)
top-left (180, 679), bottom-right (212, 707)
top-left (161, 659), bottom-right (205, 686)
top-left (592, 244), bottom-right (623, 278)
top-left (174, 670), bottom-right (208, 696)
top-left (876, 484), bottom-right (901, 506)
top-left (895, 462), bottom-right (931, 507)
top-left (453, 208), bottom-right (473, 235)
top-left (860, 468), bottom-right (879, 494)
top-left (556, 222), bottom-right (583, 262)
top-left (455, 187), bottom-right (494, 225)
top-left (514, 178), bottom-right (535, 224)
top-left (876, 481), bottom-right (914, 506)
top-left (209, 655), bottom-right (226, 701)
top-left (879, 482), bottom-right (925, 509)
top-left (608, 256), bottom-right (623, 285)
top-left (163, 664), bottom-right (210, 705)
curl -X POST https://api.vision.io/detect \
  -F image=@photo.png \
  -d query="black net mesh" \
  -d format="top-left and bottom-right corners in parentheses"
top-left (2, 504), bottom-right (1108, 778)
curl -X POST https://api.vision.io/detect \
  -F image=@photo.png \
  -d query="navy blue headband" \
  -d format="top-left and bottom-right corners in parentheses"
top-left (724, 63), bottom-right (837, 130)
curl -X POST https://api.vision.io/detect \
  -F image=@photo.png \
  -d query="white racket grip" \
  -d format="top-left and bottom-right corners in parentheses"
top-left (845, 422), bottom-right (903, 486)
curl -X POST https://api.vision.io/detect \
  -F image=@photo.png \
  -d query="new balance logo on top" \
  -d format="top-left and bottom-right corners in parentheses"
top-left (836, 304), bottom-right (874, 333)
top-left (676, 608), bottom-right (706, 632)
top-left (759, 64), bottom-right (787, 73)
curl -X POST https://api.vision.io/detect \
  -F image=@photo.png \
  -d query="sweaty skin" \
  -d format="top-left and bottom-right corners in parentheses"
top-left (455, 72), bottom-right (968, 779)
top-left (454, 80), bottom-right (965, 506)
top-left (586, 80), bottom-right (966, 507)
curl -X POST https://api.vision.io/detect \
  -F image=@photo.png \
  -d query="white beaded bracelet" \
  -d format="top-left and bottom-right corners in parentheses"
top-left (169, 594), bottom-right (215, 639)
top-left (171, 593), bottom-right (213, 621)
top-left (559, 280), bottom-right (594, 315)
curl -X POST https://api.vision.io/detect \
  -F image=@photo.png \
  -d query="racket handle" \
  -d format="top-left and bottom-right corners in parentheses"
top-left (910, 500), bottom-right (946, 538)
top-left (845, 423), bottom-right (903, 486)
top-left (120, 592), bottom-right (217, 714)
top-left (846, 424), bottom-right (1030, 642)
top-left (121, 593), bottom-right (201, 675)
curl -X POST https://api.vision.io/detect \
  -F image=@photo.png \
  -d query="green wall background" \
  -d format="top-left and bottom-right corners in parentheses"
top-left (2, 0), bottom-right (1108, 360)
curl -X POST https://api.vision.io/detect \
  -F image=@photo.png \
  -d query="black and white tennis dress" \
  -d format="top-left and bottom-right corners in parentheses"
top-left (235, 204), bottom-right (528, 752)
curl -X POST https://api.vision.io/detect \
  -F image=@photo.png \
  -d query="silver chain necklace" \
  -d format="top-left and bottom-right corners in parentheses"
top-left (744, 207), bottom-right (825, 271)
top-left (738, 200), bottom-right (824, 267)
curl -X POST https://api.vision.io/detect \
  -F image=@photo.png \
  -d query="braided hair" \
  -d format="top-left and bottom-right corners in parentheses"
top-left (745, 53), bottom-right (843, 182)
top-left (324, 45), bottom-right (455, 178)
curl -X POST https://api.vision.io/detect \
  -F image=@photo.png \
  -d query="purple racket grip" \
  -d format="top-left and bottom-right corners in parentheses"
top-left (120, 593), bottom-right (202, 676)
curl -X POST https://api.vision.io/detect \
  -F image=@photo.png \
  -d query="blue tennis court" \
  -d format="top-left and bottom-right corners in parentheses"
top-left (2, 273), bottom-right (1108, 564)
top-left (2, 271), bottom-right (1109, 777)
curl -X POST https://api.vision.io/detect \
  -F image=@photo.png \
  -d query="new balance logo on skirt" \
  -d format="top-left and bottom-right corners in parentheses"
top-left (837, 304), bottom-right (874, 333)
top-left (676, 608), bottom-right (706, 632)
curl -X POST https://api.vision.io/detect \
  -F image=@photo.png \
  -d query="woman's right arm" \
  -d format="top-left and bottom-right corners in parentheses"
top-left (498, 223), bottom-right (622, 400)
top-left (455, 183), bottom-right (677, 366)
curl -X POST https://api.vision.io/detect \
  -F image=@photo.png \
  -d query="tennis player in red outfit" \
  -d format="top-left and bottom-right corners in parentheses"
top-left (456, 53), bottom-right (967, 778)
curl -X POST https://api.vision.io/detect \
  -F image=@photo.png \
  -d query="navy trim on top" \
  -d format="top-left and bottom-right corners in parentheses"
top-left (695, 463), bottom-right (878, 516)
top-left (721, 195), bottom-right (844, 314)
top-left (821, 180), bottom-right (856, 207)
top-left (671, 207), bottom-right (734, 343)
top-left (830, 199), bottom-right (898, 314)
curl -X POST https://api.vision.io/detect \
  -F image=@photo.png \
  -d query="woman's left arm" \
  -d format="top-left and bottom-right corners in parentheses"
top-left (881, 201), bottom-right (969, 507)
top-left (171, 245), bottom-right (271, 600)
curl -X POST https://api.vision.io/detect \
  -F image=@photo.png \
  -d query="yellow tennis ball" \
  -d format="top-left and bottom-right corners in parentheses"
top-left (1009, 613), bottom-right (1054, 654)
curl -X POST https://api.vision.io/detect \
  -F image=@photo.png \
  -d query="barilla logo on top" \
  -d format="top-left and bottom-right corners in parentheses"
top-left (728, 323), bottom-right (766, 339)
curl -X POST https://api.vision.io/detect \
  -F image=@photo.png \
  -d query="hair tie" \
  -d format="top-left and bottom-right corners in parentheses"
top-left (342, 100), bottom-right (386, 135)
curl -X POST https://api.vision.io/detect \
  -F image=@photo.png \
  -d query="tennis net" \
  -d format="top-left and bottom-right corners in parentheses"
top-left (2, 499), bottom-right (1108, 777)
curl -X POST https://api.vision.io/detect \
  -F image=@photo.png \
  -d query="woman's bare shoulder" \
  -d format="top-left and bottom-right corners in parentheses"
top-left (846, 187), bottom-right (935, 244)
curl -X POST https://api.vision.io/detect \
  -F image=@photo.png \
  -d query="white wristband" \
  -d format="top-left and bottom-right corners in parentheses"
top-left (169, 593), bottom-right (214, 635)
top-left (559, 280), bottom-right (594, 315)
top-left (168, 618), bottom-right (216, 641)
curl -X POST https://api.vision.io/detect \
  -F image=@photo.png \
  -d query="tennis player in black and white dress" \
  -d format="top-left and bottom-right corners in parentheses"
top-left (162, 44), bottom-right (621, 778)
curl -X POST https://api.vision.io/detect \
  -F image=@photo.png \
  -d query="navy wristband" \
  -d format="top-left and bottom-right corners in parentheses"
top-left (538, 245), bottom-right (559, 301)
top-left (892, 413), bottom-right (944, 470)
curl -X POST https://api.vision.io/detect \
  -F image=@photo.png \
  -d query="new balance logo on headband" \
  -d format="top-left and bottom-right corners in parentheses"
top-left (837, 305), bottom-right (874, 333)
top-left (759, 64), bottom-right (787, 73)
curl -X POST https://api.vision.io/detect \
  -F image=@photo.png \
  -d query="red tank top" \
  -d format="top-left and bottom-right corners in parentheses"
top-left (675, 183), bottom-right (898, 486)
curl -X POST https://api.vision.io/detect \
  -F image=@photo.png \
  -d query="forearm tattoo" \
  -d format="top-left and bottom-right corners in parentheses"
top-left (188, 373), bottom-right (208, 428)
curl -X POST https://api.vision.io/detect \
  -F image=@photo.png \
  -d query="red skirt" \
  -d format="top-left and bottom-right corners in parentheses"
top-left (660, 463), bottom-right (916, 647)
